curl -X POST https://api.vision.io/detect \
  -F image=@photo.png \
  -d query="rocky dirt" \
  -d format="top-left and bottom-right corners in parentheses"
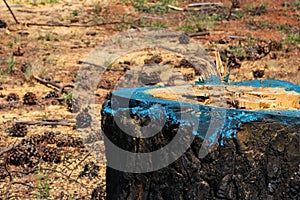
top-left (0, 0), bottom-right (299, 199)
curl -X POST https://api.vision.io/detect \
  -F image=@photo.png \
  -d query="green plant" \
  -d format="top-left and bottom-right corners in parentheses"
top-left (13, 35), bottom-right (21, 43)
top-left (92, 15), bottom-right (99, 23)
top-left (57, 14), bottom-right (64, 21)
top-left (63, 92), bottom-right (73, 105)
top-left (181, 13), bottom-right (215, 33)
top-left (7, 42), bottom-right (14, 48)
top-left (282, 1), bottom-right (289, 7)
top-left (178, 24), bottom-right (194, 33)
top-left (0, 58), bottom-right (3, 75)
top-left (228, 47), bottom-right (245, 58)
top-left (42, 112), bottom-right (48, 121)
top-left (66, 10), bottom-right (79, 22)
top-left (256, 21), bottom-right (272, 29)
top-left (36, 161), bottom-right (50, 199)
top-left (6, 56), bottom-right (16, 74)
top-left (24, 63), bottom-right (32, 78)
top-left (94, 1), bottom-right (103, 15)
top-left (7, 35), bottom-right (21, 48)
top-left (115, 23), bottom-right (129, 31)
top-left (37, 31), bottom-right (59, 42)
top-left (150, 21), bottom-right (167, 28)
top-left (45, 32), bottom-right (51, 41)
top-left (285, 32), bottom-right (300, 45)
top-left (278, 24), bottom-right (291, 33)
top-left (246, 3), bottom-right (267, 15)
top-left (246, 37), bottom-right (256, 46)
top-left (235, 11), bottom-right (244, 19)
top-left (103, 60), bottom-right (113, 69)
top-left (114, 15), bottom-right (131, 31)
top-left (39, 0), bottom-right (59, 5)
top-left (210, 13), bottom-right (223, 21)
top-left (73, 71), bottom-right (78, 79)
top-left (247, 18), bottom-right (255, 26)
top-left (296, 0), bottom-right (300, 8)
top-left (72, 10), bottom-right (79, 16)
top-left (132, 0), bottom-right (179, 14)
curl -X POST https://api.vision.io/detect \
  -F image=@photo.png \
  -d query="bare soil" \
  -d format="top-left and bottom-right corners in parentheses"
top-left (0, 0), bottom-right (299, 199)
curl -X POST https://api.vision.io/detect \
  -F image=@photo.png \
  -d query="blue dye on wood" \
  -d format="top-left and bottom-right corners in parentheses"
top-left (102, 79), bottom-right (300, 145)
top-left (229, 79), bottom-right (300, 93)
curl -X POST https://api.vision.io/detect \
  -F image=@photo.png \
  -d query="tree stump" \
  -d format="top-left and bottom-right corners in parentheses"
top-left (100, 80), bottom-right (300, 200)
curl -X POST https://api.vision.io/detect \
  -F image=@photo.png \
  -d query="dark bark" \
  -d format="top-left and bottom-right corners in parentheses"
top-left (98, 111), bottom-right (299, 200)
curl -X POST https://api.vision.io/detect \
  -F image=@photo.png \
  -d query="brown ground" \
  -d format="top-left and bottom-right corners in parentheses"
top-left (0, 0), bottom-right (299, 199)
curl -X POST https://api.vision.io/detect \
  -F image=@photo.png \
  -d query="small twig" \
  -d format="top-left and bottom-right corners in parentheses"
top-left (188, 32), bottom-right (210, 37)
top-left (130, 24), bottom-right (141, 30)
top-left (141, 16), bottom-right (163, 20)
top-left (227, 35), bottom-right (269, 43)
top-left (78, 61), bottom-right (126, 71)
top-left (9, 181), bottom-right (34, 188)
top-left (167, 5), bottom-right (184, 11)
top-left (40, 167), bottom-right (90, 191)
top-left (157, 45), bottom-right (183, 54)
top-left (0, 5), bottom-right (23, 8)
top-left (4, 143), bottom-right (15, 200)
top-left (227, 35), bottom-right (248, 39)
top-left (33, 75), bottom-right (73, 95)
top-left (188, 2), bottom-right (223, 7)
top-left (0, 145), bottom-right (15, 157)
top-left (68, 152), bottom-right (91, 179)
top-left (3, 0), bottom-right (19, 24)
top-left (0, 141), bottom-right (18, 157)
top-left (61, 84), bottom-right (75, 94)
top-left (7, 195), bottom-right (40, 199)
top-left (33, 75), bottom-right (61, 90)
top-left (16, 120), bottom-right (75, 127)
top-left (26, 21), bottom-right (130, 27)
top-left (9, 169), bottom-right (36, 176)
top-left (168, 4), bottom-right (222, 11)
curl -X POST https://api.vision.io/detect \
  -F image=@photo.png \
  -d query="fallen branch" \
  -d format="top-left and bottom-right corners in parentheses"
top-left (0, 140), bottom-right (17, 158)
top-left (141, 16), bottom-right (163, 20)
top-left (8, 181), bottom-right (34, 188)
top-left (168, 4), bottom-right (222, 11)
top-left (0, 5), bottom-right (23, 8)
top-left (40, 167), bottom-right (89, 191)
top-left (188, 2), bottom-right (223, 7)
top-left (68, 152), bottom-right (91, 179)
top-left (26, 21), bottom-right (130, 27)
top-left (33, 75), bottom-right (73, 94)
top-left (0, 144), bottom-right (16, 156)
top-left (227, 35), bottom-right (269, 43)
top-left (4, 162), bottom-right (12, 200)
top-left (33, 75), bottom-right (62, 90)
top-left (167, 5), bottom-right (184, 11)
top-left (16, 120), bottom-right (75, 127)
top-left (130, 24), bottom-right (141, 30)
top-left (227, 35), bottom-right (247, 39)
top-left (3, 0), bottom-right (19, 24)
top-left (188, 32), bottom-right (210, 37)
